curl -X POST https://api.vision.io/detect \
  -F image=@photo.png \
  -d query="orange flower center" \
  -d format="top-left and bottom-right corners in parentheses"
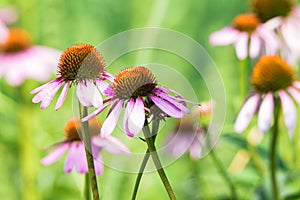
top-left (113, 66), bottom-right (157, 99)
top-left (1, 28), bottom-right (32, 53)
top-left (64, 118), bottom-right (101, 141)
top-left (233, 14), bottom-right (261, 33)
top-left (252, 0), bottom-right (295, 22)
top-left (251, 56), bottom-right (295, 93)
top-left (57, 44), bottom-right (106, 81)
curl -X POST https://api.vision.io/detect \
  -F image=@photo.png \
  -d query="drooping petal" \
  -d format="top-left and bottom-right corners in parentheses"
top-left (288, 87), bottom-right (300, 105)
top-left (94, 155), bottom-right (103, 175)
top-left (101, 100), bottom-right (123, 137)
top-left (41, 143), bottom-right (69, 166)
top-left (55, 81), bottom-right (71, 110)
top-left (64, 142), bottom-right (78, 173)
top-left (123, 98), bottom-right (135, 136)
top-left (209, 27), bottom-right (239, 45)
top-left (235, 32), bottom-right (248, 60)
top-left (125, 97), bottom-right (145, 137)
top-left (81, 103), bottom-right (112, 122)
top-left (258, 93), bottom-right (274, 133)
top-left (249, 34), bottom-right (261, 58)
top-left (96, 79), bottom-right (114, 97)
top-left (76, 80), bottom-right (103, 108)
top-left (278, 90), bottom-right (297, 136)
top-left (234, 94), bottom-right (260, 133)
top-left (75, 143), bottom-right (88, 174)
top-left (92, 136), bottom-right (130, 155)
top-left (149, 95), bottom-right (184, 118)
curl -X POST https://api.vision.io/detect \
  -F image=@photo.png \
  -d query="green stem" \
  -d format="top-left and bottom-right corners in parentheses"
top-left (79, 104), bottom-right (100, 200)
top-left (143, 120), bottom-right (176, 200)
top-left (270, 97), bottom-right (280, 200)
top-left (84, 173), bottom-right (91, 200)
top-left (239, 58), bottom-right (249, 100)
top-left (131, 119), bottom-right (160, 200)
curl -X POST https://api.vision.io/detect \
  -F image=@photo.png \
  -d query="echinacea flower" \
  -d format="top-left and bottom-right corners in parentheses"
top-left (209, 14), bottom-right (278, 60)
top-left (31, 44), bottom-right (114, 110)
top-left (0, 28), bottom-right (61, 86)
top-left (252, 0), bottom-right (300, 64)
top-left (41, 118), bottom-right (130, 175)
top-left (234, 55), bottom-right (300, 135)
top-left (165, 117), bottom-right (205, 160)
top-left (84, 66), bottom-right (196, 137)
top-left (0, 7), bottom-right (17, 43)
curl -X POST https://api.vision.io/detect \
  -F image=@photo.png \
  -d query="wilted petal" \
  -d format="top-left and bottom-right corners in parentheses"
top-left (101, 100), bottom-right (123, 137)
top-left (279, 90), bottom-right (297, 135)
top-left (235, 32), bottom-right (248, 60)
top-left (258, 93), bottom-right (274, 133)
top-left (234, 94), bottom-right (260, 133)
top-left (41, 143), bottom-right (69, 166)
top-left (149, 95), bottom-right (184, 118)
top-left (209, 27), bottom-right (239, 45)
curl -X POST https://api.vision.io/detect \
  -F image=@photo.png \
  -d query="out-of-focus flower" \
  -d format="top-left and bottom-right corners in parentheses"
top-left (31, 44), bottom-right (114, 110)
top-left (192, 100), bottom-right (214, 117)
top-left (209, 14), bottom-right (278, 60)
top-left (252, 0), bottom-right (300, 64)
top-left (0, 28), bottom-right (61, 86)
top-left (0, 7), bottom-right (17, 43)
top-left (234, 55), bottom-right (300, 135)
top-left (41, 118), bottom-right (130, 175)
top-left (83, 66), bottom-right (198, 138)
top-left (165, 117), bottom-right (205, 160)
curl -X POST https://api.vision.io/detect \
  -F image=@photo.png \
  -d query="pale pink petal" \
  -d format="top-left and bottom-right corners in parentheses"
top-left (209, 27), bottom-right (239, 45)
top-left (96, 79), bottom-right (114, 97)
top-left (278, 90), bottom-right (297, 135)
top-left (126, 97), bottom-right (145, 137)
top-left (235, 33), bottom-right (248, 60)
top-left (55, 81), bottom-right (71, 110)
top-left (234, 94), bottom-right (260, 133)
top-left (257, 27), bottom-right (279, 55)
top-left (123, 99), bottom-right (135, 137)
top-left (149, 95), bottom-right (184, 118)
top-left (92, 136), bottom-right (130, 155)
top-left (64, 142), bottom-right (78, 173)
top-left (41, 143), bottom-right (69, 166)
top-left (288, 87), bottom-right (300, 105)
top-left (0, 7), bottom-right (18, 24)
top-left (101, 100), bottom-right (123, 137)
top-left (258, 93), bottom-right (274, 133)
top-left (81, 103), bottom-right (112, 122)
top-left (75, 143), bottom-right (88, 174)
top-left (0, 22), bottom-right (8, 43)
top-left (263, 17), bottom-right (282, 30)
top-left (189, 141), bottom-right (202, 160)
top-left (94, 155), bottom-right (103, 175)
top-left (293, 81), bottom-right (300, 90)
top-left (249, 34), bottom-right (261, 58)
top-left (102, 72), bottom-right (115, 82)
top-left (105, 136), bottom-right (130, 155)
top-left (76, 81), bottom-right (103, 108)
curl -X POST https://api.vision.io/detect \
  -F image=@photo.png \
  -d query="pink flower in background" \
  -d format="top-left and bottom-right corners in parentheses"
top-left (209, 14), bottom-right (278, 60)
top-left (165, 118), bottom-right (205, 160)
top-left (41, 118), bottom-right (130, 175)
top-left (31, 44), bottom-right (114, 110)
top-left (0, 28), bottom-right (61, 86)
top-left (234, 56), bottom-right (300, 135)
top-left (0, 7), bottom-right (17, 43)
top-left (83, 66), bottom-right (197, 138)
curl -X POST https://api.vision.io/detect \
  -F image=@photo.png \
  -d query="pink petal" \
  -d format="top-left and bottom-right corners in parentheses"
top-left (263, 17), bottom-right (282, 30)
top-left (81, 103), bottom-right (111, 122)
top-left (0, 22), bottom-right (8, 43)
top-left (96, 79), bottom-right (114, 97)
top-left (257, 27), bottom-right (279, 55)
top-left (0, 7), bottom-right (18, 24)
top-left (149, 95), bottom-right (184, 118)
top-left (189, 141), bottom-right (202, 160)
top-left (123, 99), bottom-right (135, 137)
top-left (94, 155), bottom-right (103, 175)
top-left (125, 97), bottom-right (145, 137)
top-left (249, 34), bottom-right (261, 58)
top-left (278, 90), bottom-right (297, 135)
top-left (288, 87), bottom-right (300, 105)
top-left (258, 93), bottom-right (274, 133)
top-left (92, 136), bottom-right (130, 155)
top-left (64, 142), bottom-right (78, 173)
top-left (235, 33), bottom-right (248, 60)
top-left (209, 27), bottom-right (239, 45)
top-left (76, 81), bottom-right (103, 108)
top-left (293, 81), bottom-right (300, 90)
top-left (55, 81), bottom-right (71, 110)
top-left (102, 72), bottom-right (115, 83)
top-left (41, 143), bottom-right (69, 166)
top-left (234, 94), bottom-right (260, 133)
top-left (101, 100), bottom-right (123, 137)
top-left (75, 143), bottom-right (88, 174)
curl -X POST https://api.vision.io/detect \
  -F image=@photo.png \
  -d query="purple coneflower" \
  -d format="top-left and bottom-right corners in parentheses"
top-left (0, 28), bottom-right (61, 86)
top-left (41, 118), bottom-right (129, 175)
top-left (234, 55), bottom-right (300, 135)
top-left (252, 0), bottom-right (300, 64)
top-left (84, 66), bottom-right (194, 137)
top-left (209, 14), bottom-right (278, 60)
top-left (0, 7), bottom-right (17, 43)
top-left (31, 44), bottom-right (114, 110)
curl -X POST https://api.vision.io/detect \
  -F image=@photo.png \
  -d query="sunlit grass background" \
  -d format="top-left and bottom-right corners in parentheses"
top-left (1, 0), bottom-right (300, 199)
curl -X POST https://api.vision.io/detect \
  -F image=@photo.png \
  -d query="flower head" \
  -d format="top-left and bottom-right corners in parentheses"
top-left (209, 14), bottom-right (279, 60)
top-left (41, 118), bottom-right (130, 175)
top-left (0, 7), bottom-right (17, 43)
top-left (84, 66), bottom-right (197, 137)
top-left (0, 28), bottom-right (61, 86)
top-left (31, 44), bottom-right (114, 110)
top-left (234, 55), bottom-right (300, 135)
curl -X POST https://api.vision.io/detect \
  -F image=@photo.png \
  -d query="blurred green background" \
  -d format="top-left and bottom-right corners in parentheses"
top-left (1, 0), bottom-right (300, 199)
